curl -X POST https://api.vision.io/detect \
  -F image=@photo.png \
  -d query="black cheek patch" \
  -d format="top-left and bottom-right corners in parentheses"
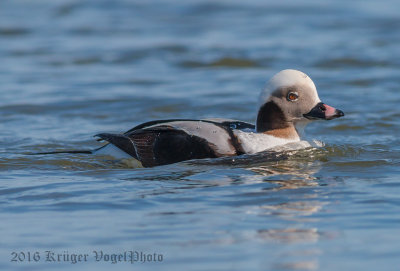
top-left (256, 101), bottom-right (289, 133)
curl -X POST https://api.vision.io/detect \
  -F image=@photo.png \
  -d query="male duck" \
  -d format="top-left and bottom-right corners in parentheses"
top-left (94, 69), bottom-right (344, 167)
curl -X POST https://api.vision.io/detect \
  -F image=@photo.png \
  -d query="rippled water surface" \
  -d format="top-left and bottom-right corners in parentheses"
top-left (1, 0), bottom-right (400, 270)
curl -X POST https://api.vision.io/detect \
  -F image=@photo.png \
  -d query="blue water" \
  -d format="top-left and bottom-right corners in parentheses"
top-left (1, 0), bottom-right (400, 270)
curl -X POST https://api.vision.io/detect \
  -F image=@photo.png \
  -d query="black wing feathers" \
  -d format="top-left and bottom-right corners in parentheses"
top-left (97, 126), bottom-right (217, 167)
top-left (97, 119), bottom-right (254, 167)
top-left (95, 133), bottom-right (138, 158)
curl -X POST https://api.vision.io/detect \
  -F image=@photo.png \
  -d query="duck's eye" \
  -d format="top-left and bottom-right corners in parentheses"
top-left (287, 92), bottom-right (299, 102)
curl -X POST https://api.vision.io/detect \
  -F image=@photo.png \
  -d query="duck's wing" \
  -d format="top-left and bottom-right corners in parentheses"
top-left (124, 118), bottom-right (255, 134)
top-left (95, 119), bottom-right (254, 167)
top-left (123, 119), bottom-right (195, 134)
top-left (96, 126), bottom-right (217, 167)
top-left (202, 118), bottom-right (255, 131)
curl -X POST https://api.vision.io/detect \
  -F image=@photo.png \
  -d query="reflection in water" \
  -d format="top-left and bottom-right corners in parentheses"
top-left (260, 200), bottom-right (324, 219)
top-left (257, 228), bottom-right (319, 244)
top-left (273, 260), bottom-right (319, 271)
top-left (247, 156), bottom-right (326, 271)
top-left (248, 150), bottom-right (322, 183)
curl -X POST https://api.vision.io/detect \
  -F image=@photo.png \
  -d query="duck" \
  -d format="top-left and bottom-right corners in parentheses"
top-left (93, 69), bottom-right (344, 167)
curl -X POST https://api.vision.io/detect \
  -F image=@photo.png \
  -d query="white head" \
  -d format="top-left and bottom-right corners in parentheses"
top-left (256, 69), bottom-right (344, 135)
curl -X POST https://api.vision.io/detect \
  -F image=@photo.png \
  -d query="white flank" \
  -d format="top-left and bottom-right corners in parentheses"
top-left (233, 130), bottom-right (300, 154)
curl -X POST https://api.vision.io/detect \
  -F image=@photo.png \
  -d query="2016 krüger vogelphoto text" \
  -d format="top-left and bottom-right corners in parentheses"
top-left (11, 250), bottom-right (164, 264)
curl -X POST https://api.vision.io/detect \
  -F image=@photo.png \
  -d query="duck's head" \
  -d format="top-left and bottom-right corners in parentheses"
top-left (256, 69), bottom-right (344, 135)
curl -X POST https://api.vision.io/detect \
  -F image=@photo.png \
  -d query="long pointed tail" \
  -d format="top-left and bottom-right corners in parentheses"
top-left (29, 150), bottom-right (93, 155)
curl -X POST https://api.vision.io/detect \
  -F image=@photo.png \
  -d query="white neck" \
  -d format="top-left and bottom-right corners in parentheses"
top-left (294, 120), bottom-right (310, 139)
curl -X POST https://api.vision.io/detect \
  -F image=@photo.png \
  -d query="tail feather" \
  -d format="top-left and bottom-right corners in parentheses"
top-left (29, 150), bottom-right (93, 155)
top-left (95, 133), bottom-right (138, 158)
top-left (30, 133), bottom-right (136, 157)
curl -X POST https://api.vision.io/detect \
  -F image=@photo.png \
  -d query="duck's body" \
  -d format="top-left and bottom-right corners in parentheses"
top-left (39, 69), bottom-right (344, 167)
top-left (94, 118), bottom-right (302, 167)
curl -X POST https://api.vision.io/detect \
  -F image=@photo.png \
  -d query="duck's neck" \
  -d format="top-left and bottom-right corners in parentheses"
top-left (263, 126), bottom-right (300, 140)
top-left (256, 101), bottom-right (301, 140)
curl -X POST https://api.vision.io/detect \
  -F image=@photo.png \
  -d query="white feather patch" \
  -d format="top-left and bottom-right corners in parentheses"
top-left (234, 130), bottom-right (300, 154)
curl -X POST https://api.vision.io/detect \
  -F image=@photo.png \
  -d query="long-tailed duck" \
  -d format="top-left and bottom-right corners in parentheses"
top-left (93, 69), bottom-right (344, 167)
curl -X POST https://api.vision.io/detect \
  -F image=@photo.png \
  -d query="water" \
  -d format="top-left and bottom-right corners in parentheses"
top-left (1, 0), bottom-right (400, 270)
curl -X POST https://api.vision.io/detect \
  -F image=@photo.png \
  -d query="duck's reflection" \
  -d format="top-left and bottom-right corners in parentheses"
top-left (272, 260), bottom-right (319, 271)
top-left (245, 155), bottom-right (331, 271)
top-left (259, 200), bottom-right (324, 220)
top-left (126, 146), bottom-right (334, 271)
top-left (257, 228), bottom-right (320, 243)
